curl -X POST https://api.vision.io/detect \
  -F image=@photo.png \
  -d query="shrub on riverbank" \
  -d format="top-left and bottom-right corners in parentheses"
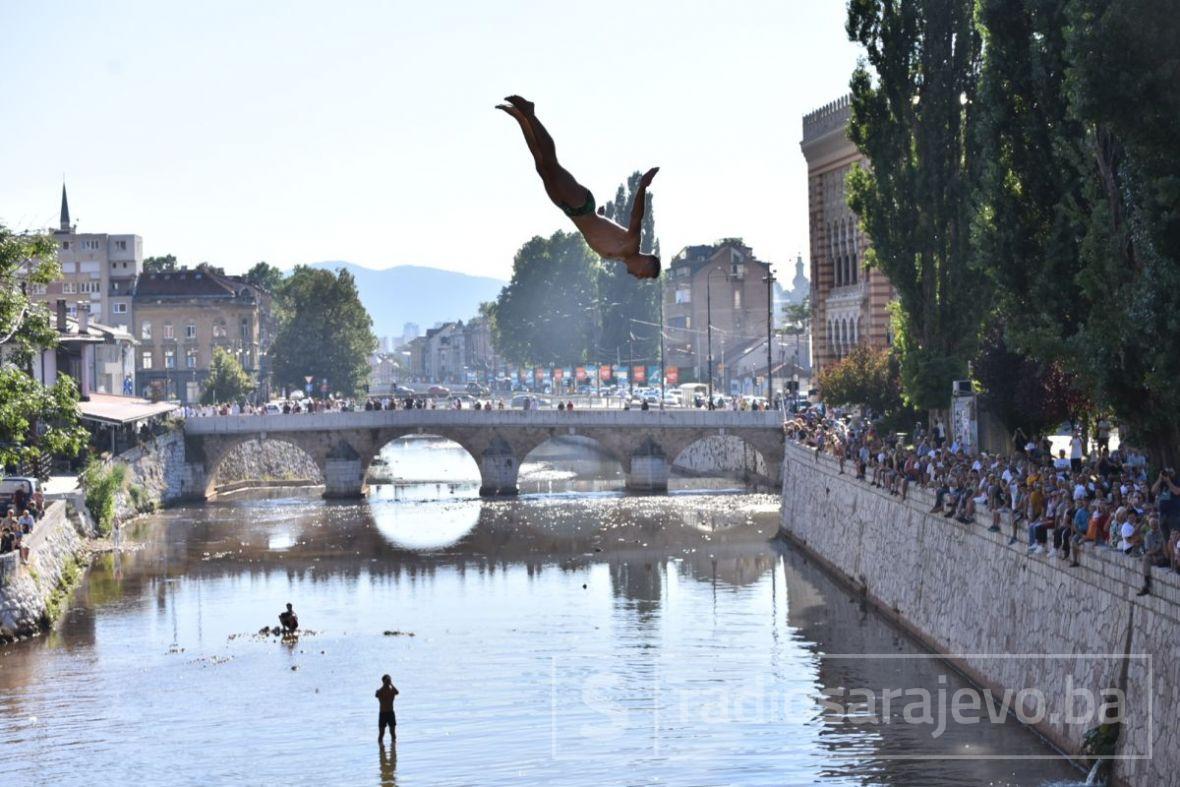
top-left (81, 460), bottom-right (126, 536)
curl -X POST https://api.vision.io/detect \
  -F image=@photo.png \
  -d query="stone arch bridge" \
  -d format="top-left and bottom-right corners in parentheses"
top-left (182, 410), bottom-right (785, 498)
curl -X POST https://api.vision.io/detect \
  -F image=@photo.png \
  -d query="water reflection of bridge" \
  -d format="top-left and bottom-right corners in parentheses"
top-left (182, 410), bottom-right (784, 498)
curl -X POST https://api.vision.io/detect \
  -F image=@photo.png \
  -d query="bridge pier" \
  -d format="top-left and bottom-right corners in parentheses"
top-left (322, 440), bottom-right (366, 498)
top-left (478, 438), bottom-right (519, 497)
top-left (625, 437), bottom-right (669, 493)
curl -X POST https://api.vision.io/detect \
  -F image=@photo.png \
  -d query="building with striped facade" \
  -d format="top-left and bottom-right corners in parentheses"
top-left (800, 95), bottom-right (894, 375)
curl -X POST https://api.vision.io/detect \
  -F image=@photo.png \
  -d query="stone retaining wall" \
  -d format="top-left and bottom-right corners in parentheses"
top-left (779, 440), bottom-right (1178, 787)
top-left (0, 501), bottom-right (91, 641)
top-left (211, 437), bottom-right (321, 488)
top-left (673, 434), bottom-right (768, 478)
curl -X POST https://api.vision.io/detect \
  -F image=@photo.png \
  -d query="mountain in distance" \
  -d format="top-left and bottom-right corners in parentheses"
top-left (307, 261), bottom-right (505, 342)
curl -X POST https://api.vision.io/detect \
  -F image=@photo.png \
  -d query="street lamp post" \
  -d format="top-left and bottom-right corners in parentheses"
top-left (706, 267), bottom-right (727, 409)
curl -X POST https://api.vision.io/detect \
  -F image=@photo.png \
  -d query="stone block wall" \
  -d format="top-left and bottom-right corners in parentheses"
top-left (673, 434), bottom-right (768, 477)
top-left (0, 502), bottom-right (89, 640)
top-left (779, 440), bottom-right (1179, 787)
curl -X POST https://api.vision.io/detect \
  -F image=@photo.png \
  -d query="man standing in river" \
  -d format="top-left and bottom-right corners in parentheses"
top-left (376, 674), bottom-right (399, 743)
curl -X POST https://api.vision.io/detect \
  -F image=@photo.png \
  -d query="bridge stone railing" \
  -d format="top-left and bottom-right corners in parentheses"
top-left (182, 409), bottom-right (783, 435)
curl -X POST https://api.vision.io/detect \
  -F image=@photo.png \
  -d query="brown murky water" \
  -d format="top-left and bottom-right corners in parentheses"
top-left (0, 439), bottom-right (1082, 785)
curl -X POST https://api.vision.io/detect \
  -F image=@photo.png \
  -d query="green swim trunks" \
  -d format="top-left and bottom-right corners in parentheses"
top-left (561, 191), bottom-right (596, 218)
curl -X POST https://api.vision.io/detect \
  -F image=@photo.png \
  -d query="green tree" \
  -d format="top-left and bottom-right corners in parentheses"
top-left (0, 225), bottom-right (88, 469)
top-left (973, 0), bottom-right (1087, 353)
top-left (200, 347), bottom-right (255, 405)
top-left (489, 231), bottom-right (600, 366)
top-left (244, 261), bottom-right (285, 292)
top-left (269, 266), bottom-right (376, 396)
top-left (1059, 0), bottom-right (1180, 463)
top-left (816, 345), bottom-right (902, 417)
top-left (142, 254), bottom-right (177, 273)
top-left (782, 297), bottom-right (811, 378)
top-left (846, 0), bottom-right (985, 411)
top-left (598, 171), bottom-right (661, 365)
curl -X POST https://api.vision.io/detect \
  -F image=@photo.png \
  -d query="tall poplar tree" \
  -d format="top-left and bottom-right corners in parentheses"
top-left (846, 0), bottom-right (985, 411)
top-left (599, 171), bottom-right (661, 365)
top-left (1061, 0), bottom-right (1180, 462)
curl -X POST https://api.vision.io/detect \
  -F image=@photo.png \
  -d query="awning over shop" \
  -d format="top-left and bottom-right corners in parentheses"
top-left (77, 393), bottom-right (177, 426)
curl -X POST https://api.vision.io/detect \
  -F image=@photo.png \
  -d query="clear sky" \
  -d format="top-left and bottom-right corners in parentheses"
top-left (1, 0), bottom-right (860, 279)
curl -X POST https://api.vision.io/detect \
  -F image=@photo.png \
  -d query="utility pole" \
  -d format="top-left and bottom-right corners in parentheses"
top-left (706, 269), bottom-right (714, 409)
top-left (628, 329), bottom-right (634, 398)
top-left (659, 278), bottom-right (665, 410)
top-left (764, 268), bottom-right (775, 404)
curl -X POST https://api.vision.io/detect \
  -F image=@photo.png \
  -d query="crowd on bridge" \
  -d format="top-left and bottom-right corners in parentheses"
top-left (784, 410), bottom-right (1180, 597)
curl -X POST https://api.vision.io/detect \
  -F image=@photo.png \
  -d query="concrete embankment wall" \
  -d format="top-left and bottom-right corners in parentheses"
top-left (778, 440), bottom-right (1178, 787)
top-left (0, 501), bottom-right (91, 641)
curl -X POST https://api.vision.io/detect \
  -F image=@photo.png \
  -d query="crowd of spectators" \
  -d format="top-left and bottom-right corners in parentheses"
top-left (0, 486), bottom-right (45, 564)
top-left (784, 410), bottom-right (1180, 597)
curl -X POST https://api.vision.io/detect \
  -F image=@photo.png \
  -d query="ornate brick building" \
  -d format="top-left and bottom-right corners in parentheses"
top-left (800, 95), bottom-right (894, 375)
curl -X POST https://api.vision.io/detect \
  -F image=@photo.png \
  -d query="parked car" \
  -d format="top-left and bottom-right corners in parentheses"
top-left (264, 402), bottom-right (283, 414)
top-left (393, 384), bottom-right (416, 398)
top-left (0, 476), bottom-right (38, 515)
top-left (428, 385), bottom-right (451, 397)
top-left (466, 382), bottom-right (491, 397)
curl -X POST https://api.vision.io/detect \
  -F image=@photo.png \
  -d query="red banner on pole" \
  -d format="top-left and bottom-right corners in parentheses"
top-left (632, 365), bottom-right (646, 384)
top-left (575, 366), bottom-right (586, 381)
top-left (599, 364), bottom-right (611, 382)
top-left (553, 367), bottom-right (564, 382)
top-left (666, 366), bottom-right (680, 385)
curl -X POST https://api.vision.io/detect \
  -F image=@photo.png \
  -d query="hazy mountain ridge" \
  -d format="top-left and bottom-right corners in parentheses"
top-left (307, 261), bottom-right (505, 341)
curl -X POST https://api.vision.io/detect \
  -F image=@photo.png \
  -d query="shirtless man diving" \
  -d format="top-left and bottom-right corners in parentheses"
top-left (497, 95), bottom-right (660, 280)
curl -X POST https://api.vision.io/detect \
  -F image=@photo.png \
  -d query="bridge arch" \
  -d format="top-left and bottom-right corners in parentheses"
top-left (204, 436), bottom-right (323, 498)
top-left (671, 434), bottom-right (770, 485)
top-left (518, 434), bottom-right (625, 493)
top-left (368, 433), bottom-right (481, 487)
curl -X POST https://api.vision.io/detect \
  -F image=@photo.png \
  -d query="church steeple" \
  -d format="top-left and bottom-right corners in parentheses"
top-left (59, 182), bottom-right (72, 232)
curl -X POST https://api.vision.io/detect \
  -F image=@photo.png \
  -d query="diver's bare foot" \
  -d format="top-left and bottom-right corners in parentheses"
top-left (496, 103), bottom-right (526, 123)
top-left (504, 95), bottom-right (535, 115)
top-left (640, 166), bottom-right (660, 187)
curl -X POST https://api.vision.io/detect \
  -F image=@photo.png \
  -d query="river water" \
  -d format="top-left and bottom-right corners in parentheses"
top-left (0, 439), bottom-right (1082, 786)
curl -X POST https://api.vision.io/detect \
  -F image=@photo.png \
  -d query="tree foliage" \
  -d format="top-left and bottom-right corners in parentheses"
top-left (816, 345), bottom-right (902, 416)
top-left (0, 368), bottom-right (89, 471)
top-left (489, 231), bottom-right (600, 365)
top-left (963, 0), bottom-right (1180, 461)
top-left (846, 0), bottom-right (985, 411)
top-left (0, 226), bottom-right (87, 469)
top-left (1, 226), bottom-right (58, 361)
top-left (200, 346), bottom-right (255, 405)
top-left (1059, 0), bottom-right (1180, 462)
top-left (269, 267), bottom-right (376, 396)
top-left (973, 324), bottom-right (1088, 438)
top-left (244, 261), bottom-right (285, 293)
top-left (142, 254), bottom-right (177, 273)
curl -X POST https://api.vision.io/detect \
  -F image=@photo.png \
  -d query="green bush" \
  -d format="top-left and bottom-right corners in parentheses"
top-left (127, 483), bottom-right (155, 513)
top-left (81, 459), bottom-right (120, 537)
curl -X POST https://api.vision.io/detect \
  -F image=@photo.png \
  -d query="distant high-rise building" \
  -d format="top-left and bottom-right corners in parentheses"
top-left (35, 183), bottom-right (143, 329)
top-left (402, 322), bottom-right (420, 340)
top-left (800, 95), bottom-right (894, 374)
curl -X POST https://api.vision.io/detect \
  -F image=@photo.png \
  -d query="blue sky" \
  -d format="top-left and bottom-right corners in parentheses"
top-left (1, 0), bottom-right (860, 279)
